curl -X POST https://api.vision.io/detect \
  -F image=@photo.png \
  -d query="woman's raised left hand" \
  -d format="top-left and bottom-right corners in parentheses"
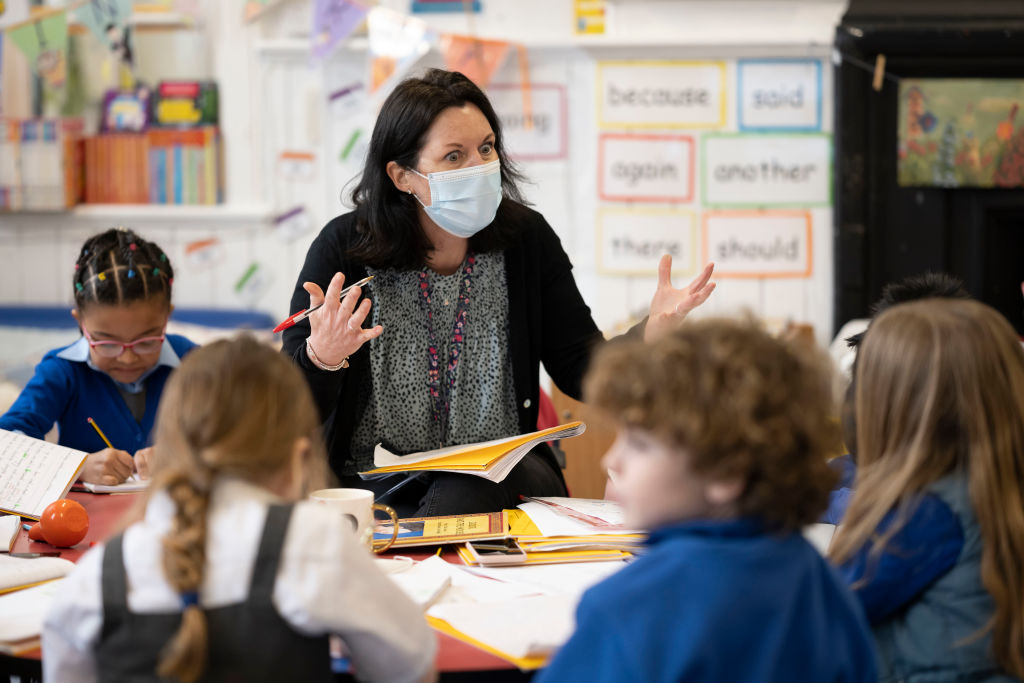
top-left (644, 257), bottom-right (716, 343)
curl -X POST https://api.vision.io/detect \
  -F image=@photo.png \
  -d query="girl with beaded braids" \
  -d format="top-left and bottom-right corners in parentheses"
top-left (0, 228), bottom-right (197, 485)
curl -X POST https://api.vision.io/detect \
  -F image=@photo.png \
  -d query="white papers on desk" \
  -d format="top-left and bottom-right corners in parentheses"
top-left (518, 501), bottom-right (641, 537)
top-left (378, 555), bottom-right (452, 610)
top-left (0, 515), bottom-right (20, 552)
top-left (0, 554), bottom-right (74, 593)
top-left (420, 558), bottom-right (627, 661)
top-left (429, 595), bottom-right (577, 659)
top-left (0, 579), bottom-right (64, 654)
top-left (462, 560), bottom-right (627, 601)
top-left (82, 473), bottom-right (149, 494)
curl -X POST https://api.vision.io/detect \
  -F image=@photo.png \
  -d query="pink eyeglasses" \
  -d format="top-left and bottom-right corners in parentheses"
top-left (82, 328), bottom-right (166, 358)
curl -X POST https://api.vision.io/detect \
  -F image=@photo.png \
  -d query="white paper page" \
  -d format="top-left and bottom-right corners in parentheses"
top-left (379, 555), bottom-right (452, 610)
top-left (0, 430), bottom-right (88, 518)
top-left (518, 502), bottom-right (626, 537)
top-left (803, 523), bottom-right (837, 555)
top-left (0, 579), bottom-right (65, 642)
top-left (412, 560), bottom-right (541, 605)
top-left (0, 515), bottom-right (19, 552)
top-left (83, 473), bottom-right (149, 494)
top-left (0, 554), bottom-right (75, 593)
top-left (428, 595), bottom-right (577, 658)
top-left (526, 497), bottom-right (629, 526)
top-left (463, 560), bottom-right (628, 600)
top-left (373, 432), bottom-right (525, 468)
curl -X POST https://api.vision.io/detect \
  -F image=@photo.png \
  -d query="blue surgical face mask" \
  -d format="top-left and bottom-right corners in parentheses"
top-left (410, 159), bottom-right (503, 238)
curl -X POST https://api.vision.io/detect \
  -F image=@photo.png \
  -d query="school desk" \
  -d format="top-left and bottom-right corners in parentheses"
top-left (6, 491), bottom-right (535, 682)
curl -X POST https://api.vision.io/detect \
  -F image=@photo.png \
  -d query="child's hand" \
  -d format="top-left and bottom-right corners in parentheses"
top-left (81, 448), bottom-right (135, 486)
top-left (134, 447), bottom-right (153, 480)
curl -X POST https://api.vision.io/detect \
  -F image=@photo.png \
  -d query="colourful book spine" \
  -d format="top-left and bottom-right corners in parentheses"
top-left (204, 128), bottom-right (216, 204)
top-left (174, 145), bottom-right (184, 204)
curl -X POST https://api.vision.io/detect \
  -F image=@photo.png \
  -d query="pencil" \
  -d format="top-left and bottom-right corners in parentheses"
top-left (87, 417), bottom-right (114, 450)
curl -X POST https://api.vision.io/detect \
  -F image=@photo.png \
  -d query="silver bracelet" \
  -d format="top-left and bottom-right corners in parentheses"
top-left (305, 338), bottom-right (349, 371)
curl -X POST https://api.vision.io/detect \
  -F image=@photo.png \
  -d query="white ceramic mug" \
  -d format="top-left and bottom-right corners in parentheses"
top-left (309, 488), bottom-right (399, 553)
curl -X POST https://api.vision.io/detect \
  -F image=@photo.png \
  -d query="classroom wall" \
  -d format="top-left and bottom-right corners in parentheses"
top-left (0, 0), bottom-right (846, 344)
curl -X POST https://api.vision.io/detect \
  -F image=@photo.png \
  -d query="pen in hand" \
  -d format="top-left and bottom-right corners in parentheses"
top-left (273, 275), bottom-right (375, 333)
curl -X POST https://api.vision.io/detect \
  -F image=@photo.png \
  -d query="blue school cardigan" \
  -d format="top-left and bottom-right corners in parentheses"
top-left (535, 518), bottom-right (878, 683)
top-left (0, 334), bottom-right (196, 454)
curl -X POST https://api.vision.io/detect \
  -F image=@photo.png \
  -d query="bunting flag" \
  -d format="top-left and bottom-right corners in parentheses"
top-left (312, 0), bottom-right (368, 61)
top-left (244, 0), bottom-right (286, 23)
top-left (74, 0), bottom-right (132, 43)
top-left (439, 34), bottom-right (509, 88)
top-left (0, 0), bottom-right (30, 30)
top-left (366, 7), bottom-right (432, 94)
top-left (7, 7), bottom-right (69, 88)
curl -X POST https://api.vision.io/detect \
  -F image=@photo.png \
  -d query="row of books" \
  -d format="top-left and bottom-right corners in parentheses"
top-left (0, 118), bottom-right (84, 211)
top-left (84, 127), bottom-right (222, 205)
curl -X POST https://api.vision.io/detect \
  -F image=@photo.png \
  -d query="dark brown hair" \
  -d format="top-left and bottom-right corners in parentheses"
top-left (73, 228), bottom-right (173, 310)
top-left (348, 68), bottom-right (529, 269)
top-left (584, 317), bottom-right (839, 533)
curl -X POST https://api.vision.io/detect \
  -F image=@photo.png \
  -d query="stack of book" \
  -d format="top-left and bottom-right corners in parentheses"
top-left (0, 118), bottom-right (84, 211)
top-left (146, 126), bottom-right (221, 205)
top-left (84, 133), bottom-right (150, 203)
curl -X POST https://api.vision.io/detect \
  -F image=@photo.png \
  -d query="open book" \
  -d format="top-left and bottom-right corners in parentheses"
top-left (359, 422), bottom-right (586, 483)
top-left (0, 430), bottom-right (88, 520)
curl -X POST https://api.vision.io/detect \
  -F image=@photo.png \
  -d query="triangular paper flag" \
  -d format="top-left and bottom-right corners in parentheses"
top-left (244, 0), bottom-right (286, 23)
top-left (312, 0), bottom-right (368, 61)
top-left (439, 34), bottom-right (509, 88)
top-left (73, 0), bottom-right (133, 43)
top-left (8, 8), bottom-right (68, 88)
top-left (366, 7), bottom-right (432, 94)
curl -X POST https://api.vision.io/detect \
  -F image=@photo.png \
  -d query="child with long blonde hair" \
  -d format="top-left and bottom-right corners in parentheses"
top-left (831, 299), bottom-right (1024, 680)
top-left (43, 336), bottom-right (437, 683)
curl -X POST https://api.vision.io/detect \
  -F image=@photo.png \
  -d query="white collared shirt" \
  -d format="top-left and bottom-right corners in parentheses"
top-left (42, 478), bottom-right (436, 683)
top-left (56, 335), bottom-right (182, 394)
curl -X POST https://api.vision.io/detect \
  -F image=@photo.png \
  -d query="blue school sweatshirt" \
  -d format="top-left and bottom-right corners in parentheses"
top-left (535, 518), bottom-right (878, 683)
top-left (0, 334), bottom-right (196, 454)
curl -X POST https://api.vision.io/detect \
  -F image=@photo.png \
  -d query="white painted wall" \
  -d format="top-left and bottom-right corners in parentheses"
top-left (0, 0), bottom-right (846, 345)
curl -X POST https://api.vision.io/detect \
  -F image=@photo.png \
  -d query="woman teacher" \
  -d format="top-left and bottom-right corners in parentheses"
top-left (283, 69), bottom-right (715, 516)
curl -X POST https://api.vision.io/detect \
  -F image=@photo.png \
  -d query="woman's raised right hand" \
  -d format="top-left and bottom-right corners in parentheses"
top-left (303, 272), bottom-right (383, 367)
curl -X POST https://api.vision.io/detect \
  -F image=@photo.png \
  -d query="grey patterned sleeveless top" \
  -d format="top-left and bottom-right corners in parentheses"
top-left (347, 252), bottom-right (519, 475)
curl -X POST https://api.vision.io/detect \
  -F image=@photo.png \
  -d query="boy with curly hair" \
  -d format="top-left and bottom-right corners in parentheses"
top-left (535, 318), bottom-right (877, 683)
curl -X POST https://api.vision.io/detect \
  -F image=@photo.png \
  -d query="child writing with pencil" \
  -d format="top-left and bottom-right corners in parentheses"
top-left (830, 299), bottom-right (1024, 681)
top-left (42, 337), bottom-right (437, 683)
top-left (537, 318), bottom-right (877, 683)
top-left (0, 228), bottom-right (196, 485)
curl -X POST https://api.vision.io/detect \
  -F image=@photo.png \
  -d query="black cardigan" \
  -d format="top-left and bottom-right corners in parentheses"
top-left (283, 202), bottom-right (622, 478)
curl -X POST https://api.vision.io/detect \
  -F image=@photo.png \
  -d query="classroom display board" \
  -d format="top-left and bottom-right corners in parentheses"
top-left (244, 45), bottom-right (834, 334)
top-left (593, 58), bottom-right (829, 280)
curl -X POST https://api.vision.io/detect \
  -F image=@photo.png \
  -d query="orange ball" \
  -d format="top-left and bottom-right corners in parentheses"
top-left (40, 499), bottom-right (89, 547)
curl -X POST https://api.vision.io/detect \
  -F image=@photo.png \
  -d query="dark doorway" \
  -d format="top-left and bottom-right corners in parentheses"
top-left (833, 0), bottom-right (1024, 335)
